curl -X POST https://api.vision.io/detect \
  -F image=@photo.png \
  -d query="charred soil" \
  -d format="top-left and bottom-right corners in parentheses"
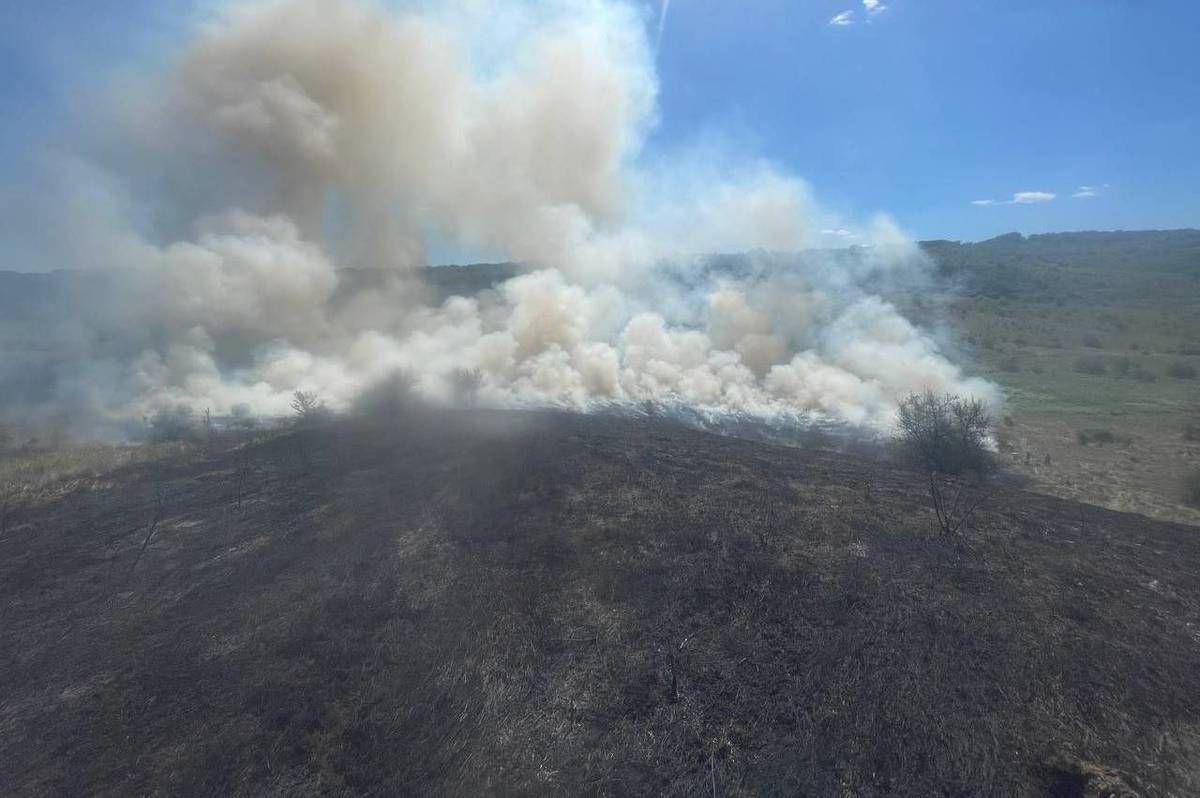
top-left (2, 410), bottom-right (1199, 795)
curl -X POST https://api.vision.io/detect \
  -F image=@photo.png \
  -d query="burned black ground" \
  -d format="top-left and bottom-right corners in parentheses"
top-left (2, 410), bottom-right (1199, 795)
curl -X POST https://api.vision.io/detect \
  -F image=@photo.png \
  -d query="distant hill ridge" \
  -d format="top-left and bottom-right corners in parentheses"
top-left (5, 228), bottom-right (1197, 308)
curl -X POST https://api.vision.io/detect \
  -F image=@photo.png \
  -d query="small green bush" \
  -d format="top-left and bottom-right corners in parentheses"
top-left (148, 405), bottom-right (199, 443)
top-left (352, 370), bottom-right (418, 419)
top-left (1184, 470), bottom-right (1200, 507)
top-left (1077, 428), bottom-right (1120, 446)
top-left (1081, 333), bottom-right (1103, 348)
top-left (1130, 367), bottom-right (1158, 383)
top-left (1166, 361), bottom-right (1197, 380)
top-left (1074, 356), bottom-right (1107, 376)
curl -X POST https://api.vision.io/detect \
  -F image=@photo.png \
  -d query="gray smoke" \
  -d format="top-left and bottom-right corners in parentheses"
top-left (7, 0), bottom-right (998, 435)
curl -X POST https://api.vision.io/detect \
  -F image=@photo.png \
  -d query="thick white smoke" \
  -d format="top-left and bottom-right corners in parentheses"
top-left (25, 0), bottom-right (998, 431)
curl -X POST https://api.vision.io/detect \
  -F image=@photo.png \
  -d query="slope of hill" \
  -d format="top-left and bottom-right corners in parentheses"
top-left (2, 410), bottom-right (1198, 796)
top-left (925, 232), bottom-right (1200, 525)
top-left (922, 229), bottom-right (1200, 302)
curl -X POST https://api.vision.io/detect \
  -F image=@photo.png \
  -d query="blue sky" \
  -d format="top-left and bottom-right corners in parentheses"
top-left (650, 0), bottom-right (1199, 239)
top-left (1, 0), bottom-right (1197, 249)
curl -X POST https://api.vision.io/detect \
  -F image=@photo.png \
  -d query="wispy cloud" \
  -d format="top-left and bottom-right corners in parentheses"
top-left (832, 3), bottom-right (890, 28)
top-left (821, 228), bottom-right (856, 239)
top-left (1012, 191), bottom-right (1055, 204)
top-left (655, 0), bottom-right (671, 50)
top-left (971, 191), bottom-right (1056, 206)
top-left (1072, 185), bottom-right (1097, 198)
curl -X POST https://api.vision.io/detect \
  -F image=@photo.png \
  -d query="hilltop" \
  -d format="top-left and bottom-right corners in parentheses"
top-left (2, 410), bottom-right (1198, 795)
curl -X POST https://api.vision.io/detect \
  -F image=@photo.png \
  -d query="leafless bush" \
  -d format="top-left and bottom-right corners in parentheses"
top-left (895, 391), bottom-right (997, 537)
top-left (449, 368), bottom-right (483, 407)
top-left (126, 480), bottom-right (166, 580)
top-left (1, 471), bottom-right (17, 536)
top-left (290, 391), bottom-right (329, 427)
top-left (232, 442), bottom-right (257, 509)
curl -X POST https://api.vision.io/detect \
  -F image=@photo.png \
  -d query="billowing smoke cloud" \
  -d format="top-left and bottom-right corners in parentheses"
top-left (9, 0), bottom-right (997, 435)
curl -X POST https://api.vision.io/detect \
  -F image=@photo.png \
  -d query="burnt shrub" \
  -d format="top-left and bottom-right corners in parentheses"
top-left (895, 391), bottom-right (996, 478)
top-left (449, 368), bottom-right (483, 407)
top-left (290, 391), bottom-right (330, 428)
top-left (895, 391), bottom-right (997, 537)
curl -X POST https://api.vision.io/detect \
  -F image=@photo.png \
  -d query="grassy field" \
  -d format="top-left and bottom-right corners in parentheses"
top-left (2, 410), bottom-right (1199, 795)
top-left (951, 296), bottom-right (1200, 525)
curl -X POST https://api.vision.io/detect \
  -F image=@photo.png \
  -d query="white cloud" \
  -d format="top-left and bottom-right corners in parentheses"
top-left (1072, 185), bottom-right (1097, 198)
top-left (863, 0), bottom-right (888, 15)
top-left (829, 10), bottom-right (855, 26)
top-left (971, 191), bottom-right (1056, 207)
top-left (821, 228), bottom-right (855, 239)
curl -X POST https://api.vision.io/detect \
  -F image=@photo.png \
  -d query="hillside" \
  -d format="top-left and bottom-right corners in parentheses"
top-left (3, 229), bottom-right (1198, 523)
top-left (923, 230), bottom-right (1200, 303)
top-left (926, 232), bottom-right (1200, 526)
top-left (2, 410), bottom-right (1199, 795)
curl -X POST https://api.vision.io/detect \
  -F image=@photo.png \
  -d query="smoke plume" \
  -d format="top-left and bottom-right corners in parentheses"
top-left (7, 0), bottom-right (997, 436)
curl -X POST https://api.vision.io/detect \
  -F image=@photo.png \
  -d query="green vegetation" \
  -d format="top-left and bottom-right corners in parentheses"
top-left (1074, 356), bottom-right (1107, 376)
top-left (1167, 360), bottom-right (1197, 379)
top-left (922, 229), bottom-right (1200, 302)
top-left (922, 230), bottom-right (1200, 525)
top-left (1185, 469), bottom-right (1200, 507)
top-left (1077, 428), bottom-right (1122, 446)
